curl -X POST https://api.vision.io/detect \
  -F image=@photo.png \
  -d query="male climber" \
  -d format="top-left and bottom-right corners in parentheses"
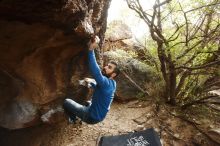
top-left (63, 36), bottom-right (120, 124)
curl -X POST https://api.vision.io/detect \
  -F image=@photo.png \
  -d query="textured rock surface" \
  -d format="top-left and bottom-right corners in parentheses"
top-left (0, 0), bottom-right (111, 129)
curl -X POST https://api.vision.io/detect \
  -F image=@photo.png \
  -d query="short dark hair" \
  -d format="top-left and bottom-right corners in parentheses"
top-left (109, 61), bottom-right (120, 78)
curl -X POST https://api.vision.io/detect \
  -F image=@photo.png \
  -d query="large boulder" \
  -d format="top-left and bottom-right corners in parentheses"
top-left (0, 0), bottom-right (111, 129)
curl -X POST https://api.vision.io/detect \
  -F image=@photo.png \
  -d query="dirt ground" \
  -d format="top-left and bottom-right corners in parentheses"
top-left (0, 100), bottom-right (218, 146)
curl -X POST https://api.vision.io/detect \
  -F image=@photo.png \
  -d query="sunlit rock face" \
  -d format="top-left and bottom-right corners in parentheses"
top-left (0, 0), bottom-right (111, 129)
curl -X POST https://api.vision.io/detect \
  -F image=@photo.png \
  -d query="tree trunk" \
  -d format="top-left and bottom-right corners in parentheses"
top-left (157, 43), bottom-right (170, 102)
top-left (168, 62), bottom-right (177, 105)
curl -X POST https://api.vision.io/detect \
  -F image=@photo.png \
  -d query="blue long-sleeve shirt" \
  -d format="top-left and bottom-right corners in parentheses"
top-left (88, 50), bottom-right (116, 121)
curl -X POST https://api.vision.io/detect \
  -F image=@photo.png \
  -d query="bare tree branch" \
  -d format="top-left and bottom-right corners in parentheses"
top-left (186, 2), bottom-right (220, 14)
top-left (189, 14), bottom-right (207, 40)
top-left (178, 2), bottom-right (190, 46)
top-left (181, 43), bottom-right (218, 66)
top-left (161, 3), bottom-right (175, 21)
top-left (167, 23), bottom-right (184, 42)
top-left (153, 0), bottom-right (172, 9)
top-left (176, 23), bottom-right (220, 60)
top-left (176, 60), bottom-right (220, 70)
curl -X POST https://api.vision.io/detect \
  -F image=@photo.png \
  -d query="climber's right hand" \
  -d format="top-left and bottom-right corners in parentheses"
top-left (88, 35), bottom-right (100, 50)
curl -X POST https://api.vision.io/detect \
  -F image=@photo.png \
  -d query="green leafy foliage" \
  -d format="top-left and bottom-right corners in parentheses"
top-left (126, 0), bottom-right (220, 106)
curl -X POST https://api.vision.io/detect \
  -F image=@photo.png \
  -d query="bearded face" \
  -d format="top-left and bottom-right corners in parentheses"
top-left (102, 63), bottom-right (117, 78)
top-left (102, 68), bottom-right (111, 78)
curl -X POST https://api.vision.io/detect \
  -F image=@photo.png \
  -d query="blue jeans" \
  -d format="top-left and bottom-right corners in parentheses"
top-left (63, 98), bottom-right (99, 124)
